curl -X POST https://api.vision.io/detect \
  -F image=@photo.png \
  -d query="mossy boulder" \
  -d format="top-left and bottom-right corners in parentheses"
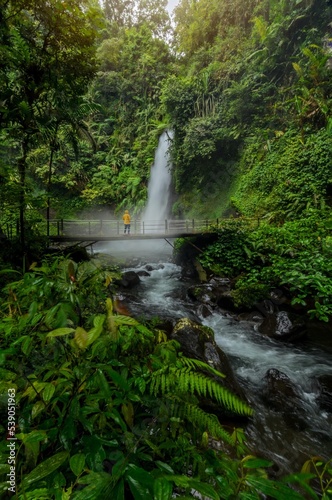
top-left (170, 318), bottom-right (250, 420)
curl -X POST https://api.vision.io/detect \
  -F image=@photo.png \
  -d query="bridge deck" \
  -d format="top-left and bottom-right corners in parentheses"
top-left (49, 232), bottom-right (199, 242)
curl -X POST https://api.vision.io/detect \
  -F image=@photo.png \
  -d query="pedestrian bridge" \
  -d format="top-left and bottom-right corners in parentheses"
top-left (47, 218), bottom-right (219, 242)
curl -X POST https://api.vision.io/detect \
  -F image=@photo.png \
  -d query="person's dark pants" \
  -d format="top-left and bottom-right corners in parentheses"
top-left (124, 224), bottom-right (130, 234)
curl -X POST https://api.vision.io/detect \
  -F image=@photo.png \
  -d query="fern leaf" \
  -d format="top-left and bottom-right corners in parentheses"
top-left (179, 356), bottom-right (226, 379)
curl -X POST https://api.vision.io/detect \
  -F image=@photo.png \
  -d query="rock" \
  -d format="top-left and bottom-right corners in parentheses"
top-left (262, 368), bottom-right (307, 430)
top-left (137, 270), bottom-right (150, 277)
top-left (196, 303), bottom-right (214, 318)
top-left (193, 258), bottom-right (208, 283)
top-left (316, 374), bottom-right (332, 412)
top-left (170, 318), bottom-right (250, 420)
top-left (216, 291), bottom-right (240, 312)
top-left (118, 271), bottom-right (141, 288)
top-left (254, 299), bottom-right (276, 317)
top-left (237, 311), bottom-right (264, 324)
top-left (187, 278), bottom-right (233, 310)
top-left (258, 311), bottom-right (307, 342)
top-left (269, 288), bottom-right (287, 306)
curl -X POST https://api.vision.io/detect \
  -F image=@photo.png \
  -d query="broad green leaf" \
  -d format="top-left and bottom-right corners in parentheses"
top-left (121, 402), bottom-right (134, 428)
top-left (246, 476), bottom-right (305, 499)
top-left (114, 315), bottom-right (138, 326)
top-left (187, 479), bottom-right (220, 500)
top-left (97, 370), bottom-right (111, 399)
top-left (155, 461), bottom-right (174, 474)
top-left (242, 457), bottom-right (273, 469)
top-left (47, 327), bottom-right (75, 337)
top-left (75, 327), bottom-right (88, 349)
top-left (75, 474), bottom-right (113, 499)
top-left (153, 477), bottom-right (172, 500)
top-left (87, 315), bottom-right (105, 346)
top-left (43, 383), bottom-right (55, 402)
top-left (22, 451), bottom-right (69, 486)
top-left (31, 401), bottom-right (45, 419)
top-left (17, 430), bottom-right (47, 444)
top-left (70, 453), bottom-right (85, 476)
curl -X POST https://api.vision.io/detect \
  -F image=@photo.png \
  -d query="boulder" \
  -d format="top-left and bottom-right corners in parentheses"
top-left (262, 368), bottom-right (307, 430)
top-left (118, 271), bottom-right (141, 288)
top-left (258, 311), bottom-right (307, 342)
top-left (254, 299), bottom-right (277, 317)
top-left (137, 270), bottom-right (150, 277)
top-left (170, 318), bottom-right (250, 420)
top-left (187, 278), bottom-right (232, 310)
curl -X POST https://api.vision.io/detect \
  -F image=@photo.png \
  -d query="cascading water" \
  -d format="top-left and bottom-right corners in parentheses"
top-left (142, 130), bottom-right (173, 229)
top-left (118, 261), bottom-right (332, 474)
top-left (93, 127), bottom-right (332, 474)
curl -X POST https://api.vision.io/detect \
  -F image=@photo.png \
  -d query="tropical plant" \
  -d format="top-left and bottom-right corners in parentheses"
top-left (0, 255), bottom-right (314, 499)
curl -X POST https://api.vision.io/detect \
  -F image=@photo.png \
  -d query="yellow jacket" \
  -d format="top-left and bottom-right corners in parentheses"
top-left (122, 211), bottom-right (131, 224)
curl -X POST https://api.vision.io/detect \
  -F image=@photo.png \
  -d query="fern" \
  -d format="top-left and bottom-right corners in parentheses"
top-left (179, 356), bottom-right (226, 379)
top-left (150, 366), bottom-right (253, 417)
top-left (171, 401), bottom-right (234, 446)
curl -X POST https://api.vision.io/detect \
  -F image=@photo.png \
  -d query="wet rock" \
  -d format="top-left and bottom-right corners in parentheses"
top-left (170, 318), bottom-right (250, 420)
top-left (145, 263), bottom-right (164, 271)
top-left (187, 278), bottom-right (235, 311)
top-left (316, 374), bottom-right (332, 412)
top-left (237, 311), bottom-right (264, 324)
top-left (262, 368), bottom-right (307, 430)
top-left (196, 303), bottom-right (214, 318)
top-left (254, 299), bottom-right (276, 317)
top-left (137, 270), bottom-right (150, 277)
top-left (269, 289), bottom-right (287, 306)
top-left (118, 271), bottom-right (141, 288)
top-left (216, 291), bottom-right (240, 312)
top-left (258, 311), bottom-right (307, 342)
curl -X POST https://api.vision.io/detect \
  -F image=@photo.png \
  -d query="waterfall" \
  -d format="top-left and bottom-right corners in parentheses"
top-left (142, 130), bottom-right (173, 227)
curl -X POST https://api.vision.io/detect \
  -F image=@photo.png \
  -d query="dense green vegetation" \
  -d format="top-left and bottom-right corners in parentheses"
top-left (1, 257), bottom-right (330, 499)
top-left (1, 0), bottom-right (332, 498)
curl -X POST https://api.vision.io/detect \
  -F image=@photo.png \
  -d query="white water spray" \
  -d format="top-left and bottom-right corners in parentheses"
top-left (142, 130), bottom-right (173, 225)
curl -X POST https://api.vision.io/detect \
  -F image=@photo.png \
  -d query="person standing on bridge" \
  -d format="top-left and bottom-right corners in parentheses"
top-left (122, 210), bottom-right (131, 235)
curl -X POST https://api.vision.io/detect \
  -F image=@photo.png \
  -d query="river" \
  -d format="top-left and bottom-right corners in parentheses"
top-left (93, 239), bottom-right (332, 475)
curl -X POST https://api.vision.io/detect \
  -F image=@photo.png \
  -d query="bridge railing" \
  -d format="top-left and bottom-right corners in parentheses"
top-left (2, 217), bottom-right (261, 239)
top-left (46, 218), bottom-right (227, 237)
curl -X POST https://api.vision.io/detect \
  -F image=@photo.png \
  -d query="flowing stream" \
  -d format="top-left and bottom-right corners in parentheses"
top-left (94, 131), bottom-right (332, 474)
top-left (117, 258), bottom-right (332, 474)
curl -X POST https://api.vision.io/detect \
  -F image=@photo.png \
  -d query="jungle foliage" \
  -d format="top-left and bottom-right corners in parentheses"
top-left (2, 0), bottom-right (332, 227)
top-left (0, 257), bottom-right (320, 499)
top-left (1, 1), bottom-right (332, 497)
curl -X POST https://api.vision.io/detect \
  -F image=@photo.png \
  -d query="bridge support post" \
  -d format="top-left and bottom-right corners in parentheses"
top-left (142, 221), bottom-right (145, 234)
top-left (165, 219), bottom-right (168, 233)
top-left (117, 221), bottom-right (119, 235)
